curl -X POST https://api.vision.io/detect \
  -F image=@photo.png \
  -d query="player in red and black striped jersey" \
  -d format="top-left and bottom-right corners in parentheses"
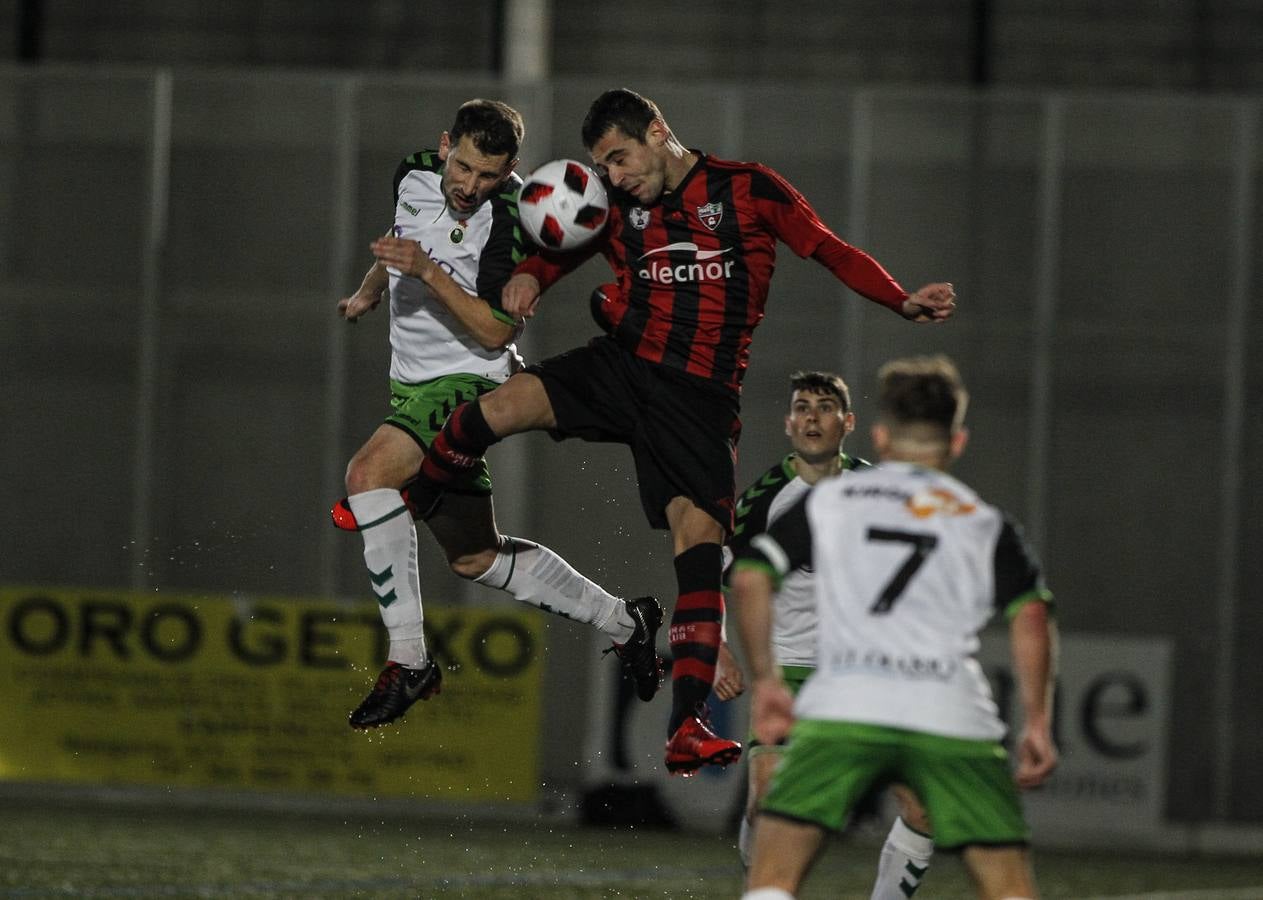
top-left (403, 88), bottom-right (956, 775)
top-left (526, 149), bottom-right (935, 392)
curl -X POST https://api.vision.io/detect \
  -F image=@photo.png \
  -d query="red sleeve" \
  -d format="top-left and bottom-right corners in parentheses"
top-left (750, 165), bottom-right (907, 314)
top-left (811, 236), bottom-right (908, 313)
top-left (514, 247), bottom-right (587, 291)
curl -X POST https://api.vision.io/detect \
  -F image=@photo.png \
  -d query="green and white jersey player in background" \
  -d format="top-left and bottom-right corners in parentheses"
top-left (725, 371), bottom-right (935, 899)
top-left (732, 355), bottom-right (1058, 900)
top-left (335, 99), bottom-right (661, 730)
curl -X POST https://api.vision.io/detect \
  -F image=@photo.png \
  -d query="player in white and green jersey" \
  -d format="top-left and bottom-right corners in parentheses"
top-left (727, 371), bottom-right (934, 900)
top-left (335, 100), bottom-right (661, 730)
top-left (732, 355), bottom-right (1057, 900)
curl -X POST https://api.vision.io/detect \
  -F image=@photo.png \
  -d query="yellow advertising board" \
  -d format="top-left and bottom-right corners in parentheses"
top-left (0, 587), bottom-right (543, 801)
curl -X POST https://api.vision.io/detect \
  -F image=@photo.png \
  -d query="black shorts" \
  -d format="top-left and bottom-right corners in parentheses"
top-left (526, 336), bottom-right (742, 534)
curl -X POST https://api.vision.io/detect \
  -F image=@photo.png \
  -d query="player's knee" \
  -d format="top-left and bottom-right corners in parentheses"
top-left (344, 457), bottom-right (374, 495)
top-left (449, 546), bottom-right (498, 580)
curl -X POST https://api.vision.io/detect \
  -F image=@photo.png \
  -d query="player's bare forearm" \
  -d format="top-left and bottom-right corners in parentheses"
top-left (1010, 600), bottom-right (1058, 786)
top-left (338, 260), bottom-right (387, 322)
top-left (730, 567), bottom-right (778, 683)
top-left (423, 265), bottom-right (516, 350)
top-left (751, 677), bottom-right (794, 746)
top-left (369, 235), bottom-right (515, 349)
top-left (713, 641), bottom-right (746, 701)
top-left (900, 282), bottom-right (957, 323)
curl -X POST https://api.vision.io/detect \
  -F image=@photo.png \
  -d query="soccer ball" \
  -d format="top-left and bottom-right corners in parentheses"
top-left (517, 159), bottom-right (609, 251)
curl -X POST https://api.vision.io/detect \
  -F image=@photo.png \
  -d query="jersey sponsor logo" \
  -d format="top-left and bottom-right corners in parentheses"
top-left (696, 201), bottom-right (723, 230)
top-left (828, 646), bottom-right (958, 681)
top-left (842, 485), bottom-right (913, 502)
top-left (636, 242), bottom-right (736, 285)
top-left (400, 200), bottom-right (420, 216)
top-left (628, 207), bottom-right (651, 230)
top-left (906, 488), bottom-right (977, 519)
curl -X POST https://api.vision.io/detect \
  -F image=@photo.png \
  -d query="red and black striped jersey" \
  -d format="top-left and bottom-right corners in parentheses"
top-left (517, 152), bottom-right (909, 391)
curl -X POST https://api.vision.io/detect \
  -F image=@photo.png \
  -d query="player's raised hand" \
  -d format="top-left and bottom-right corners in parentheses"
top-left (371, 236), bottom-right (436, 281)
top-left (900, 282), bottom-right (956, 323)
top-left (751, 676), bottom-right (794, 746)
top-left (502, 273), bottom-right (543, 319)
top-left (338, 289), bottom-right (381, 322)
top-left (1014, 723), bottom-right (1058, 789)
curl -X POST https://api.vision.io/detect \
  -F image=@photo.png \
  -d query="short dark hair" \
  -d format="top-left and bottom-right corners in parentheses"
top-left (582, 88), bottom-right (663, 149)
top-left (877, 355), bottom-right (968, 435)
top-left (789, 370), bottom-right (851, 414)
top-left (450, 99), bottom-right (524, 159)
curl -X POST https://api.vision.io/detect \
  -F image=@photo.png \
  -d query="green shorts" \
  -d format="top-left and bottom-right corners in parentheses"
top-left (747, 665), bottom-right (813, 755)
top-left (760, 720), bottom-right (1029, 850)
top-left (386, 374), bottom-right (497, 495)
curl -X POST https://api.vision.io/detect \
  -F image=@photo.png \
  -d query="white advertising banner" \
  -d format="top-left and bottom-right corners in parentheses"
top-left (581, 631), bottom-right (1172, 843)
top-left (979, 631), bottom-right (1173, 842)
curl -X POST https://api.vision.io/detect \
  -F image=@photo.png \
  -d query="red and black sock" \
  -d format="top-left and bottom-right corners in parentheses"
top-left (421, 400), bottom-right (498, 480)
top-left (667, 542), bottom-right (724, 735)
top-left (409, 400), bottom-right (499, 517)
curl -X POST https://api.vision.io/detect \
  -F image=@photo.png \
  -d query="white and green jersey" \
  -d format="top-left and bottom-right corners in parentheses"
top-left (387, 150), bottom-right (529, 384)
top-left (736, 460), bottom-right (1052, 742)
top-left (727, 452), bottom-right (869, 667)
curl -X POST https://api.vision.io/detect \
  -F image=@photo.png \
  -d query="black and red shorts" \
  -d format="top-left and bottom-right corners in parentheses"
top-left (526, 336), bottom-right (742, 534)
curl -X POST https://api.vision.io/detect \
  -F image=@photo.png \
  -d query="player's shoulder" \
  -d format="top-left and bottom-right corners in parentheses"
top-left (488, 171), bottom-right (525, 214)
top-left (739, 453), bottom-right (797, 499)
top-left (394, 150), bottom-right (443, 200)
top-left (841, 453), bottom-right (873, 472)
top-left (703, 154), bottom-right (800, 205)
top-left (397, 149), bottom-right (443, 175)
top-left (702, 154), bottom-right (779, 177)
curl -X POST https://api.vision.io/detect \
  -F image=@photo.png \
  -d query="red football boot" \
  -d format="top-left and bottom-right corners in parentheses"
top-left (664, 709), bottom-right (742, 776)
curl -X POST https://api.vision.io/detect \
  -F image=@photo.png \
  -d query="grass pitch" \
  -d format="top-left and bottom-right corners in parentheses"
top-left (2, 793), bottom-right (1262, 898)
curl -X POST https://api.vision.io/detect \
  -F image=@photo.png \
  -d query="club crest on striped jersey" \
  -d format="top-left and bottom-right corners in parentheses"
top-left (628, 207), bottom-right (651, 230)
top-left (696, 201), bottom-right (723, 230)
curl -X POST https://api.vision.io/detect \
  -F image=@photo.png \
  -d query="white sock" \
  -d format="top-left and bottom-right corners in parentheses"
top-left (738, 814), bottom-right (754, 868)
top-left (870, 816), bottom-right (934, 900)
top-left (741, 889), bottom-right (794, 900)
top-left (474, 535), bottom-right (634, 641)
top-left (348, 488), bottom-right (427, 667)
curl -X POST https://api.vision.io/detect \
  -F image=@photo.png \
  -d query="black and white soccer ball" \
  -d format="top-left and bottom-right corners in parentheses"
top-left (517, 159), bottom-right (609, 251)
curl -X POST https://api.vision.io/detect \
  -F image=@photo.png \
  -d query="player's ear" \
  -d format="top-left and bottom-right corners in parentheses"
top-left (438, 131), bottom-right (452, 160)
top-left (949, 426), bottom-right (969, 461)
top-left (871, 423), bottom-right (889, 455)
top-left (784, 415), bottom-right (793, 438)
top-left (843, 412), bottom-right (856, 436)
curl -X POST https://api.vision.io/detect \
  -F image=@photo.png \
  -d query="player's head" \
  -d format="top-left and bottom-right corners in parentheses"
top-left (785, 370), bottom-right (854, 465)
top-left (438, 99), bottom-right (523, 216)
top-left (582, 88), bottom-right (676, 205)
top-left (873, 355), bottom-right (969, 467)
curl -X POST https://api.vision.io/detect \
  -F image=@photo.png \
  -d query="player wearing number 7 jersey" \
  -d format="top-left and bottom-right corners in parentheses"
top-left (731, 355), bottom-right (1057, 900)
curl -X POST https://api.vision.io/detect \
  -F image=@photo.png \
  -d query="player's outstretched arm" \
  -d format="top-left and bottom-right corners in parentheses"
top-left (730, 564), bottom-right (793, 743)
top-left (371, 235), bottom-right (516, 350)
top-left (1009, 599), bottom-right (1058, 788)
top-left (900, 282), bottom-right (957, 323)
top-left (338, 259), bottom-right (388, 322)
